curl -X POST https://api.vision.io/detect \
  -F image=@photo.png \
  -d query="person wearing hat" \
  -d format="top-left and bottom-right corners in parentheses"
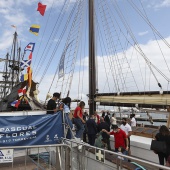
top-left (102, 125), bottom-right (129, 153)
top-left (46, 92), bottom-right (61, 114)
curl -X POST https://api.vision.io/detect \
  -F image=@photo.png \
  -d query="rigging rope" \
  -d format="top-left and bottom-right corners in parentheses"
top-left (95, 15), bottom-right (111, 92)
top-left (138, 0), bottom-right (170, 76)
top-left (65, 0), bottom-right (87, 98)
top-left (33, 0), bottom-right (55, 71)
top-left (98, 0), bottom-right (139, 93)
top-left (112, 0), bottom-right (169, 86)
top-left (38, 0), bottom-right (78, 85)
top-left (34, 0), bottom-right (70, 79)
top-left (126, 0), bottom-right (170, 83)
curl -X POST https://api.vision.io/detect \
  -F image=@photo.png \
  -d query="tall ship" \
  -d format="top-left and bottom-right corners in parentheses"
top-left (0, 0), bottom-right (170, 169)
top-left (0, 32), bottom-right (45, 112)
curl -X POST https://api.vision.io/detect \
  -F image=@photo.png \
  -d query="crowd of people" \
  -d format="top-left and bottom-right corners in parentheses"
top-left (46, 92), bottom-right (170, 167)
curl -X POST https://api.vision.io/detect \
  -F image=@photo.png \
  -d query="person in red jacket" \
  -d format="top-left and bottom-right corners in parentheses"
top-left (73, 101), bottom-right (85, 138)
top-left (102, 125), bottom-right (129, 152)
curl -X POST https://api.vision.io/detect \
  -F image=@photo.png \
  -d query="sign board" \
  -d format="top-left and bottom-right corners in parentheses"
top-left (0, 149), bottom-right (13, 163)
top-left (95, 148), bottom-right (105, 163)
top-left (0, 113), bottom-right (64, 146)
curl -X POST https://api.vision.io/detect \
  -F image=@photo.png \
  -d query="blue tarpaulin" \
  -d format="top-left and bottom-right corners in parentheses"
top-left (0, 113), bottom-right (64, 146)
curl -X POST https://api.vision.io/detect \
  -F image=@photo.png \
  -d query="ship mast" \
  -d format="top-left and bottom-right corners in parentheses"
top-left (3, 53), bottom-right (9, 98)
top-left (89, 0), bottom-right (96, 115)
top-left (11, 32), bottom-right (17, 89)
top-left (0, 31), bottom-right (21, 99)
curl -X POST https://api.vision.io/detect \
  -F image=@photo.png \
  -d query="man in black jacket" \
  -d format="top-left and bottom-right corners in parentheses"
top-left (46, 92), bottom-right (60, 114)
top-left (98, 117), bottom-right (111, 150)
top-left (104, 111), bottom-right (111, 127)
top-left (86, 114), bottom-right (97, 146)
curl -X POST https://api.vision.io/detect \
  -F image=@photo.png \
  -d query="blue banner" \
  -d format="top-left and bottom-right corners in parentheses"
top-left (0, 113), bottom-right (64, 146)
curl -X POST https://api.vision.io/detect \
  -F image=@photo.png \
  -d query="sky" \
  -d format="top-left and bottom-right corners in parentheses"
top-left (0, 0), bottom-right (170, 109)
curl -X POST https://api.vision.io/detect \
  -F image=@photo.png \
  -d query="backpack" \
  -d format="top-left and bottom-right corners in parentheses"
top-left (94, 132), bottom-right (107, 149)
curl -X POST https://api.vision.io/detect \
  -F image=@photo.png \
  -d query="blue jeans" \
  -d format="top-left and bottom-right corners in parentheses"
top-left (65, 114), bottom-right (73, 139)
top-left (74, 118), bottom-right (85, 138)
top-left (115, 148), bottom-right (128, 161)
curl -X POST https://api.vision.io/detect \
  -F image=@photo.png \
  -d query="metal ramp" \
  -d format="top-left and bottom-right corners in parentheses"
top-left (0, 142), bottom-right (170, 170)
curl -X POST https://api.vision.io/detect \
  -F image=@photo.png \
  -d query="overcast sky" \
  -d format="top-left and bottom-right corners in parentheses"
top-left (0, 0), bottom-right (170, 109)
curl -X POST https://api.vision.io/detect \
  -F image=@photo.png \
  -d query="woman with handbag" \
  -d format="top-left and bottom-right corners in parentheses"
top-left (155, 125), bottom-right (170, 167)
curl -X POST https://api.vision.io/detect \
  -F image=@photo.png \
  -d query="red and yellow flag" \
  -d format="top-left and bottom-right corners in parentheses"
top-left (27, 67), bottom-right (32, 88)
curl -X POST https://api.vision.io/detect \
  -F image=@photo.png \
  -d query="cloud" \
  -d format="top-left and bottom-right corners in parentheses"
top-left (4, 13), bottom-right (29, 26)
top-left (0, 0), bottom-right (32, 54)
top-left (138, 31), bottom-right (149, 36)
top-left (41, 0), bottom-right (76, 9)
top-left (0, 1), bottom-right (14, 8)
top-left (156, 0), bottom-right (170, 8)
top-left (36, 36), bottom-right (170, 107)
top-left (0, 30), bottom-right (14, 50)
top-left (148, 0), bottom-right (170, 9)
top-left (16, 0), bottom-right (37, 6)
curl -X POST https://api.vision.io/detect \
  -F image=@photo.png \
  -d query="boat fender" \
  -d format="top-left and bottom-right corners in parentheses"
top-left (131, 162), bottom-right (146, 170)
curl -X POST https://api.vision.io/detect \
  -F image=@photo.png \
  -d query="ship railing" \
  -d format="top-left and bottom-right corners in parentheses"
top-left (63, 138), bottom-right (170, 170)
top-left (0, 144), bottom-right (71, 170)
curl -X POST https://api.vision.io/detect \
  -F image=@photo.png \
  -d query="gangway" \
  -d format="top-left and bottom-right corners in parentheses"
top-left (0, 140), bottom-right (169, 170)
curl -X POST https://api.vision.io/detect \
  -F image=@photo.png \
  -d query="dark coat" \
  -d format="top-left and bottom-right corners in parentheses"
top-left (104, 115), bottom-right (110, 126)
top-left (155, 133), bottom-right (170, 155)
top-left (86, 118), bottom-right (97, 135)
top-left (97, 121), bottom-right (110, 140)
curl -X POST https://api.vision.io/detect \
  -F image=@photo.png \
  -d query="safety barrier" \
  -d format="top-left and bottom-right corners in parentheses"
top-left (1, 140), bottom-right (170, 170)
top-left (63, 138), bottom-right (170, 170)
top-left (0, 144), bottom-right (71, 170)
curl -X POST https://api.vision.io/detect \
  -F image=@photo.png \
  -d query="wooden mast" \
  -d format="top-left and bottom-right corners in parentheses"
top-left (3, 53), bottom-right (9, 98)
top-left (11, 31), bottom-right (17, 89)
top-left (89, 0), bottom-right (96, 115)
top-left (167, 107), bottom-right (170, 128)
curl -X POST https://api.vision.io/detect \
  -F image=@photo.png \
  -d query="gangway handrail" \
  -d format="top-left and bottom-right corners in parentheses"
top-left (0, 144), bottom-right (72, 170)
top-left (63, 138), bottom-right (170, 170)
top-left (0, 143), bottom-right (71, 150)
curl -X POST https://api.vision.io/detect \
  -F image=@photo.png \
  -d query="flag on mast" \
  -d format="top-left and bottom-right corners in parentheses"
top-left (20, 59), bottom-right (32, 68)
top-left (37, 2), bottom-right (47, 16)
top-left (28, 52), bottom-right (32, 60)
top-left (24, 43), bottom-right (35, 52)
top-left (18, 86), bottom-right (27, 97)
top-left (27, 67), bottom-right (32, 88)
top-left (29, 25), bottom-right (40, 36)
top-left (11, 25), bottom-right (16, 28)
top-left (11, 100), bottom-right (20, 108)
top-left (20, 74), bottom-right (28, 82)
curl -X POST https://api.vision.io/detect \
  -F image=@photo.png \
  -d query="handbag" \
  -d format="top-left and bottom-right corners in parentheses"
top-left (150, 140), bottom-right (167, 154)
